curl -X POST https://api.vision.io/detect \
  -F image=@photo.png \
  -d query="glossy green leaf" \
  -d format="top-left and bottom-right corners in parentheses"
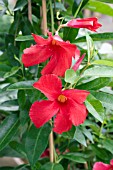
top-left (93, 60), bottom-right (113, 67)
top-left (102, 139), bottom-right (113, 154)
top-left (39, 162), bottom-right (64, 170)
top-left (0, 64), bottom-right (11, 72)
top-left (83, 66), bottom-right (113, 77)
top-left (91, 144), bottom-right (109, 160)
top-left (65, 69), bottom-right (78, 84)
top-left (14, 0), bottom-right (27, 11)
top-left (86, 0), bottom-right (113, 16)
top-left (85, 94), bottom-right (104, 122)
top-left (72, 0), bottom-right (89, 16)
top-left (73, 127), bottom-right (87, 146)
top-left (91, 91), bottom-right (113, 110)
top-left (9, 141), bottom-right (26, 158)
top-left (0, 114), bottom-right (20, 151)
top-left (63, 28), bottom-right (78, 42)
top-left (75, 33), bottom-right (113, 42)
top-left (18, 90), bottom-right (26, 109)
top-left (96, 0), bottom-right (113, 3)
top-left (4, 66), bottom-right (20, 78)
top-left (82, 127), bottom-right (94, 143)
top-left (86, 32), bottom-right (94, 62)
top-left (61, 153), bottom-right (86, 163)
top-left (25, 123), bottom-right (51, 166)
top-left (15, 35), bottom-right (33, 41)
top-left (76, 77), bottom-right (111, 90)
top-left (7, 81), bottom-right (35, 90)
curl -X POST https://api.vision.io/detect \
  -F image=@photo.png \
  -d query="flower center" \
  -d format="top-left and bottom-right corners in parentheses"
top-left (52, 39), bottom-right (58, 45)
top-left (57, 94), bottom-right (67, 103)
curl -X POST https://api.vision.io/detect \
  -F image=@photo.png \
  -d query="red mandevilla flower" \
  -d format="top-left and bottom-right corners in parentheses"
top-left (72, 53), bottom-right (85, 71)
top-left (22, 32), bottom-right (79, 77)
top-left (65, 17), bottom-right (102, 32)
top-left (29, 74), bottom-right (90, 134)
top-left (93, 159), bottom-right (113, 170)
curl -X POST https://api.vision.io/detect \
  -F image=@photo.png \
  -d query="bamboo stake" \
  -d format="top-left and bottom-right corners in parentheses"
top-left (28, 0), bottom-right (32, 23)
top-left (42, 0), bottom-right (47, 36)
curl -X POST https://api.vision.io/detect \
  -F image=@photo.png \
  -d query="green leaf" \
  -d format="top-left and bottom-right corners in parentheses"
top-left (9, 141), bottom-right (26, 158)
top-left (83, 66), bottom-right (113, 77)
top-left (72, 0), bottom-right (89, 16)
top-left (61, 153), bottom-right (86, 163)
top-left (7, 81), bottom-right (35, 90)
top-left (0, 114), bottom-right (20, 151)
top-left (63, 28), bottom-right (78, 42)
top-left (82, 127), bottom-right (94, 143)
top-left (96, 0), bottom-right (113, 3)
top-left (86, 32), bottom-right (94, 62)
top-left (93, 60), bottom-right (113, 67)
top-left (91, 144), bottom-right (109, 160)
top-left (4, 66), bottom-right (20, 79)
top-left (102, 139), bottom-right (113, 154)
top-left (65, 69), bottom-right (78, 84)
top-left (18, 90), bottom-right (26, 109)
top-left (91, 91), bottom-right (113, 110)
top-left (85, 94), bottom-right (104, 122)
top-left (14, 0), bottom-right (27, 11)
top-left (25, 123), bottom-right (51, 166)
top-left (15, 35), bottom-right (33, 41)
top-left (76, 77), bottom-right (111, 90)
top-left (75, 33), bottom-right (113, 42)
top-left (0, 167), bottom-right (14, 170)
top-left (86, 0), bottom-right (113, 16)
top-left (73, 127), bottom-right (87, 146)
top-left (53, 2), bottom-right (66, 11)
top-left (39, 163), bottom-right (64, 170)
top-left (0, 64), bottom-right (11, 72)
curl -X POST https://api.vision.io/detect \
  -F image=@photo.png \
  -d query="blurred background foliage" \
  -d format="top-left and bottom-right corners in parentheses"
top-left (0, 0), bottom-right (113, 170)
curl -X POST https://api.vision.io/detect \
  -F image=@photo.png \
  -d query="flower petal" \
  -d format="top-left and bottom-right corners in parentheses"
top-left (29, 100), bottom-right (59, 128)
top-left (53, 107), bottom-right (72, 134)
top-left (62, 89), bottom-right (90, 104)
top-left (22, 45), bottom-right (51, 67)
top-left (68, 99), bottom-right (88, 126)
top-left (72, 53), bottom-right (85, 71)
top-left (93, 162), bottom-right (111, 170)
top-left (32, 33), bottom-right (49, 45)
top-left (33, 74), bottom-right (62, 100)
top-left (66, 17), bottom-right (102, 32)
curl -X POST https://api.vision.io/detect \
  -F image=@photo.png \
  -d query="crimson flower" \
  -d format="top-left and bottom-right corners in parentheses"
top-left (72, 53), bottom-right (85, 71)
top-left (93, 159), bottom-right (113, 170)
top-left (22, 32), bottom-right (79, 77)
top-left (65, 17), bottom-right (102, 32)
top-left (29, 74), bottom-right (89, 134)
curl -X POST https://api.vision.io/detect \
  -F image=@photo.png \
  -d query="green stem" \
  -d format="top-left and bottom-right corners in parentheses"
top-left (74, 0), bottom-right (84, 18)
top-left (49, 0), bottom-right (54, 34)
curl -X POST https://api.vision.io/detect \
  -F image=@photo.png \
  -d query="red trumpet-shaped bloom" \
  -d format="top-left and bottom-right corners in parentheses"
top-left (65, 17), bottom-right (102, 32)
top-left (22, 32), bottom-right (79, 77)
top-left (93, 159), bottom-right (113, 170)
top-left (29, 74), bottom-right (90, 134)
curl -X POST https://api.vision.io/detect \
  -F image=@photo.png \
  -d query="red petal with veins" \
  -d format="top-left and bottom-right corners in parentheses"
top-left (62, 89), bottom-right (90, 104)
top-left (53, 106), bottom-right (72, 134)
top-left (33, 74), bottom-right (62, 100)
top-left (29, 100), bottom-right (59, 128)
top-left (22, 45), bottom-right (51, 67)
top-left (68, 99), bottom-right (88, 126)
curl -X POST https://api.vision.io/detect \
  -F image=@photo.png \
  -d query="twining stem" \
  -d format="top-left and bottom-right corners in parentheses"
top-left (49, 0), bottom-right (54, 35)
top-left (42, 0), bottom-right (47, 36)
top-left (49, 130), bottom-right (54, 162)
top-left (28, 0), bottom-right (32, 23)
